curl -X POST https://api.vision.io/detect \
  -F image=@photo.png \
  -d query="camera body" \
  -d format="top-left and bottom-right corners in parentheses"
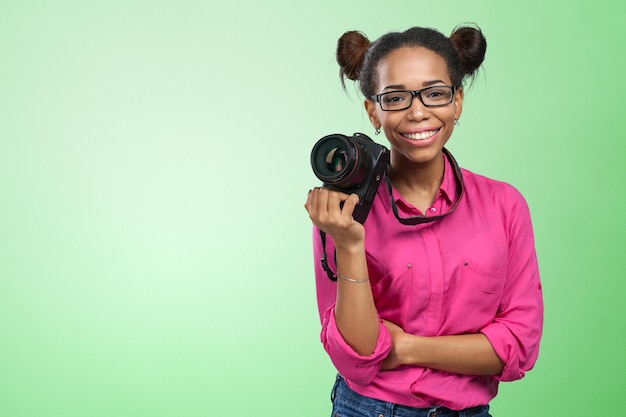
top-left (310, 132), bottom-right (389, 224)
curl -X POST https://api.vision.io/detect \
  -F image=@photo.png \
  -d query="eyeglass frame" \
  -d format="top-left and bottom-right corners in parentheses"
top-left (370, 85), bottom-right (458, 111)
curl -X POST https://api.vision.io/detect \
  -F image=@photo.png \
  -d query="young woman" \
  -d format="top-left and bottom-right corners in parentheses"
top-left (305, 26), bottom-right (543, 417)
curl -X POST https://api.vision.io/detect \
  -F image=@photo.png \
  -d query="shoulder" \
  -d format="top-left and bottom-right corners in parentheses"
top-left (461, 168), bottom-right (525, 199)
top-left (458, 168), bottom-right (536, 247)
top-left (460, 168), bottom-right (530, 215)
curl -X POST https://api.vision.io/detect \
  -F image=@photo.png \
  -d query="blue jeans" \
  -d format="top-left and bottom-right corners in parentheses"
top-left (330, 375), bottom-right (492, 417)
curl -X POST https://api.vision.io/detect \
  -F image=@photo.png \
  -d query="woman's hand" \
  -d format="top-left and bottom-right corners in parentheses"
top-left (304, 187), bottom-right (365, 250)
top-left (381, 320), bottom-right (410, 371)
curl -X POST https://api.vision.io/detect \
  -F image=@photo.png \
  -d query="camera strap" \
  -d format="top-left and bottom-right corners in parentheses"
top-left (319, 147), bottom-right (465, 281)
top-left (319, 230), bottom-right (338, 281)
top-left (385, 147), bottom-right (465, 225)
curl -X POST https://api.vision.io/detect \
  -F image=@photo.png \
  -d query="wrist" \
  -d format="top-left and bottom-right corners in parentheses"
top-left (397, 333), bottom-right (420, 366)
top-left (334, 240), bottom-right (365, 255)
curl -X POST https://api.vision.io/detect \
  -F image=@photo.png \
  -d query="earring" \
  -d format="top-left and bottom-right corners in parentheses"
top-left (454, 119), bottom-right (460, 127)
top-left (375, 127), bottom-right (381, 135)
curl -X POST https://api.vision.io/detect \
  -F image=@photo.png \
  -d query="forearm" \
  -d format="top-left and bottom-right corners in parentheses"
top-left (392, 332), bottom-right (504, 375)
top-left (334, 243), bottom-right (380, 356)
top-left (305, 187), bottom-right (380, 357)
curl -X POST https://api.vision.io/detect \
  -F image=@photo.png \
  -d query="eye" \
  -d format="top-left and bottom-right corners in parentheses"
top-left (381, 93), bottom-right (407, 104)
top-left (424, 87), bottom-right (452, 101)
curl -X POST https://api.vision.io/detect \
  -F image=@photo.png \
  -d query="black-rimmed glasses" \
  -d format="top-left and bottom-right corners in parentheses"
top-left (371, 85), bottom-right (457, 111)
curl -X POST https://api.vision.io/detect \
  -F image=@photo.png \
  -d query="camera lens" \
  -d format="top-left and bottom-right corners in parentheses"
top-left (311, 134), bottom-right (371, 189)
top-left (324, 147), bottom-right (349, 173)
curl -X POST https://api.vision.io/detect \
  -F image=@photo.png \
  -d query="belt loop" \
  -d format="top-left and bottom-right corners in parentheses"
top-left (330, 374), bottom-right (341, 402)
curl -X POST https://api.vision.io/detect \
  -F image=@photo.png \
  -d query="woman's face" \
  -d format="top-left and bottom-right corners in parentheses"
top-left (365, 47), bottom-right (464, 167)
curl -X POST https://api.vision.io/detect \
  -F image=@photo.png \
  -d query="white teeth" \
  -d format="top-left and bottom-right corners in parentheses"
top-left (404, 129), bottom-right (437, 140)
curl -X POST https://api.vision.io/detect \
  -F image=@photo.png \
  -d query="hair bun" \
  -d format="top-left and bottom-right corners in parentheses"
top-left (449, 26), bottom-right (487, 77)
top-left (336, 30), bottom-right (371, 86)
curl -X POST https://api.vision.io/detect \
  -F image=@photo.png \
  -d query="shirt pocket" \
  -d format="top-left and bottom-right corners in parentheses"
top-left (447, 260), bottom-right (507, 332)
top-left (369, 263), bottom-right (418, 326)
top-left (462, 260), bottom-right (506, 295)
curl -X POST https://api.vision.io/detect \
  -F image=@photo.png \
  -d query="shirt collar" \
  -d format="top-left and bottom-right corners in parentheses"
top-left (379, 151), bottom-right (459, 215)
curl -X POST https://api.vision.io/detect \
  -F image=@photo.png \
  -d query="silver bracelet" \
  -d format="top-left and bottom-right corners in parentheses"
top-left (337, 273), bottom-right (370, 284)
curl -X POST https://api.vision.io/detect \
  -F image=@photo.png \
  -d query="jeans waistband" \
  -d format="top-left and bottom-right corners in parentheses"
top-left (332, 375), bottom-right (489, 417)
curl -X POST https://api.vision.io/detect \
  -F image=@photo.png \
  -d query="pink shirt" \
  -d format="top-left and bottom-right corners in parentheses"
top-left (312, 154), bottom-right (543, 410)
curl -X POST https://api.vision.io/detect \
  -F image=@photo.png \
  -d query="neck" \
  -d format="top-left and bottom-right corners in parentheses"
top-left (389, 151), bottom-right (445, 212)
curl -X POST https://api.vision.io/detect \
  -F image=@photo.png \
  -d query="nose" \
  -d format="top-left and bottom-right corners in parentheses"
top-left (407, 93), bottom-right (429, 120)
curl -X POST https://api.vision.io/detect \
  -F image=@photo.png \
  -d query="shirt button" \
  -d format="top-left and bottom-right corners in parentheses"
top-left (407, 263), bottom-right (412, 269)
top-left (429, 207), bottom-right (437, 214)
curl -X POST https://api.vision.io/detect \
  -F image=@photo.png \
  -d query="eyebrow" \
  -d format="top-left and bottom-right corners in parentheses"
top-left (382, 80), bottom-right (447, 90)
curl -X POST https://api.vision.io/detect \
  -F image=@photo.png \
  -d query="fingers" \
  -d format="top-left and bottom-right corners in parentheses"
top-left (305, 187), bottom-right (358, 225)
top-left (303, 189), bottom-right (313, 212)
top-left (325, 188), bottom-right (345, 217)
top-left (306, 188), bottom-right (365, 247)
top-left (381, 319), bottom-right (403, 333)
top-left (341, 192), bottom-right (360, 214)
top-left (310, 188), bottom-right (335, 223)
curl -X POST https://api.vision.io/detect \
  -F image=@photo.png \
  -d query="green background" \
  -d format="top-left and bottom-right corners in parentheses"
top-left (1, 1), bottom-right (624, 416)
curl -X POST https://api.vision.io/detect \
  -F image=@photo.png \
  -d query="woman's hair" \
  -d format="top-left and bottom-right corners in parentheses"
top-left (336, 25), bottom-right (487, 98)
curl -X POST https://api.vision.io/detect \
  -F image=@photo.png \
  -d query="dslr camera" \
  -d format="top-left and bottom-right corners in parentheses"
top-left (310, 132), bottom-right (389, 224)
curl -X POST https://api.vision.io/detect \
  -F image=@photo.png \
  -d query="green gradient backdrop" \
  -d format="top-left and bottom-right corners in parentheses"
top-left (1, 1), bottom-right (624, 416)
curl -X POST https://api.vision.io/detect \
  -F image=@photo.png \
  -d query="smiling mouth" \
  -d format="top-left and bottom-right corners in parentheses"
top-left (402, 128), bottom-right (440, 141)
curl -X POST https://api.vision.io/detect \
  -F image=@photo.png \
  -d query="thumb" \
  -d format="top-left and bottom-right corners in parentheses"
top-left (341, 193), bottom-right (360, 214)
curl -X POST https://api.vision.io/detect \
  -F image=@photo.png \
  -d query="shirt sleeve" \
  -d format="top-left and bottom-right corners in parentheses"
top-left (480, 185), bottom-right (544, 382)
top-left (312, 228), bottom-right (392, 386)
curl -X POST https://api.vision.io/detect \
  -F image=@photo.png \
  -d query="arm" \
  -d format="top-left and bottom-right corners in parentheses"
top-left (381, 320), bottom-right (504, 375)
top-left (307, 188), bottom-right (392, 384)
top-left (479, 187), bottom-right (543, 381)
top-left (334, 242), bottom-right (380, 356)
top-left (307, 187), bottom-right (379, 355)
top-left (381, 185), bottom-right (543, 380)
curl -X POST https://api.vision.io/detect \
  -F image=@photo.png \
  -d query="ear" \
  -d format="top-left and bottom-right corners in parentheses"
top-left (453, 87), bottom-right (464, 121)
top-left (364, 99), bottom-right (381, 130)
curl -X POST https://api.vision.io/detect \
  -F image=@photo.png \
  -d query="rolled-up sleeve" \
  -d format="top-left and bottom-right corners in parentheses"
top-left (320, 306), bottom-right (391, 385)
top-left (480, 187), bottom-right (544, 382)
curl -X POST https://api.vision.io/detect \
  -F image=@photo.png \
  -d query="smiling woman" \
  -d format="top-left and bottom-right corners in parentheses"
top-left (304, 25), bottom-right (543, 417)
